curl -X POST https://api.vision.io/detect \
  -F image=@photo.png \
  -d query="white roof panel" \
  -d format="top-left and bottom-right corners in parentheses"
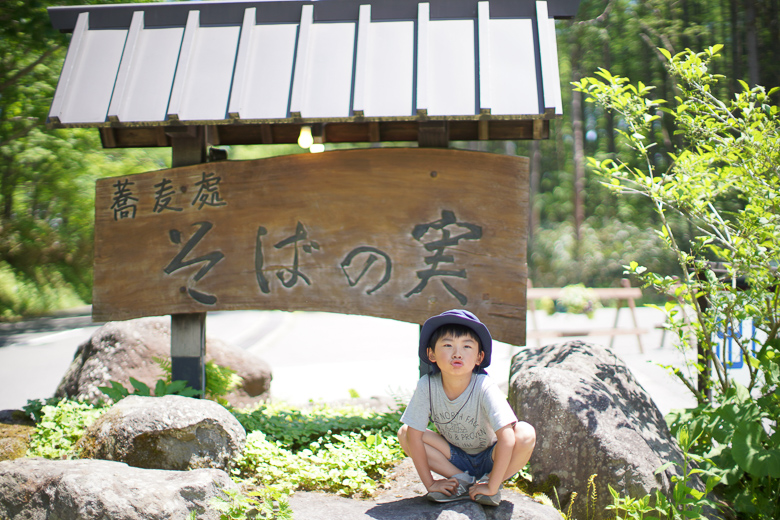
top-left (364, 20), bottom-right (415, 117)
top-left (427, 19), bottom-right (476, 116)
top-left (180, 25), bottom-right (241, 121)
top-left (118, 26), bottom-right (184, 122)
top-left (242, 24), bottom-right (298, 119)
top-left (304, 21), bottom-right (356, 118)
top-left (488, 18), bottom-right (539, 115)
top-left (61, 27), bottom-right (127, 124)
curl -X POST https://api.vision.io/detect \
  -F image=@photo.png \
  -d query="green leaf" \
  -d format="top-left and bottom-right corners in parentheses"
top-left (129, 377), bottom-right (151, 396)
top-left (655, 461), bottom-right (677, 474)
top-left (154, 379), bottom-right (167, 397)
top-left (732, 420), bottom-right (780, 478)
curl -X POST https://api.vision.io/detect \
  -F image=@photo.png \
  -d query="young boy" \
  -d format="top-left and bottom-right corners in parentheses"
top-left (398, 309), bottom-right (536, 506)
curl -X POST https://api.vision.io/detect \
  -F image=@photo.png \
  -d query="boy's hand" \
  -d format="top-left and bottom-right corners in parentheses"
top-left (427, 478), bottom-right (459, 496)
top-left (468, 481), bottom-right (499, 500)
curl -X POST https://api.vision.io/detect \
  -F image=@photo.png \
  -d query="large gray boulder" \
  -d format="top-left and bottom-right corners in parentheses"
top-left (509, 341), bottom-right (686, 520)
top-left (0, 458), bottom-right (235, 520)
top-left (77, 395), bottom-right (246, 471)
top-left (55, 317), bottom-right (272, 407)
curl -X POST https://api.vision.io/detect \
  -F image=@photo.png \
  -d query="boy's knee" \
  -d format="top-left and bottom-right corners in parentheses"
top-left (514, 421), bottom-right (536, 448)
top-left (398, 424), bottom-right (408, 443)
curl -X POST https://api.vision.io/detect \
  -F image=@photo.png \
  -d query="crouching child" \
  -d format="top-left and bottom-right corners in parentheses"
top-left (398, 309), bottom-right (536, 505)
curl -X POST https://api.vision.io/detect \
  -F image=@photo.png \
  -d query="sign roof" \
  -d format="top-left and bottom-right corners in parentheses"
top-left (47, 0), bottom-right (579, 147)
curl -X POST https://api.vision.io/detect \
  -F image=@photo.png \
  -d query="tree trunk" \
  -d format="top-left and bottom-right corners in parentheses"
top-left (730, 0), bottom-right (742, 95)
top-left (602, 38), bottom-right (616, 155)
top-left (1, 166), bottom-right (15, 222)
top-left (769, 0), bottom-right (780, 97)
top-left (569, 28), bottom-right (586, 256)
top-left (572, 89), bottom-right (586, 249)
top-left (744, 0), bottom-right (760, 86)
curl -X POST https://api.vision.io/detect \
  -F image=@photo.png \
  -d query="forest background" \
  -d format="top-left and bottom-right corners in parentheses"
top-left (1, 0), bottom-right (779, 319)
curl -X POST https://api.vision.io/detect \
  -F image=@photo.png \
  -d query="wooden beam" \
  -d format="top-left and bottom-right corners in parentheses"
top-left (418, 120), bottom-right (449, 148)
top-left (368, 122), bottom-right (380, 142)
top-left (98, 119), bottom-right (550, 148)
top-left (99, 127), bottom-right (117, 148)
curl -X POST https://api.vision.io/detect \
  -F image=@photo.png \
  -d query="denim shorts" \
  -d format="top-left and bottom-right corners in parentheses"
top-left (448, 443), bottom-right (496, 478)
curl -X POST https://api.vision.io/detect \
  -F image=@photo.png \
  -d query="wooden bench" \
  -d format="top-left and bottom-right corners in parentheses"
top-left (527, 279), bottom-right (647, 353)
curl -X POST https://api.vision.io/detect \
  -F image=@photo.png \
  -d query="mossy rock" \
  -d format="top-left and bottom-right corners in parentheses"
top-left (0, 423), bottom-right (34, 461)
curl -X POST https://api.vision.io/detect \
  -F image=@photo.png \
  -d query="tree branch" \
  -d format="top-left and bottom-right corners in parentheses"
top-left (574, 0), bottom-right (615, 26)
top-left (0, 46), bottom-right (60, 93)
top-left (0, 122), bottom-right (39, 149)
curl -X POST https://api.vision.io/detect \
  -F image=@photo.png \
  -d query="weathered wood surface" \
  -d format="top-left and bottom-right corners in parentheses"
top-left (94, 148), bottom-right (529, 345)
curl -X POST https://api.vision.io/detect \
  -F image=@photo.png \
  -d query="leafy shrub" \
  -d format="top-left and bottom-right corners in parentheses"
top-left (233, 429), bottom-right (402, 498)
top-left (539, 283), bottom-right (602, 317)
top-left (0, 261), bottom-right (84, 321)
top-left (232, 402), bottom-right (403, 451)
top-left (231, 402), bottom-right (405, 498)
top-left (26, 400), bottom-right (104, 459)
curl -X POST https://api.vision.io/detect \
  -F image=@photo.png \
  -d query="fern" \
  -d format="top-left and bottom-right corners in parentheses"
top-left (153, 356), bottom-right (243, 402)
top-left (98, 358), bottom-right (240, 403)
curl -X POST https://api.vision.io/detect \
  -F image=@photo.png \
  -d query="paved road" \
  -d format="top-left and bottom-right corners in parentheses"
top-left (0, 306), bottom-right (698, 414)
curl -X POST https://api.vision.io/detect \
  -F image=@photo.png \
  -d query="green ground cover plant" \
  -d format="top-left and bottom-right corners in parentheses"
top-left (26, 399), bottom-right (104, 459)
top-left (575, 45), bottom-right (780, 519)
top-left (230, 402), bottom-right (404, 498)
top-left (20, 395), bottom-right (404, 517)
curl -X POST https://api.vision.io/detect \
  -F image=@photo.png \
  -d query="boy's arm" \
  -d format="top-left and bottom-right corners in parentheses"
top-left (406, 427), bottom-right (458, 495)
top-left (469, 423), bottom-right (515, 498)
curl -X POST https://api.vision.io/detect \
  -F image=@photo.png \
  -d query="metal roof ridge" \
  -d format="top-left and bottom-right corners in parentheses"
top-left (49, 0), bottom-right (581, 32)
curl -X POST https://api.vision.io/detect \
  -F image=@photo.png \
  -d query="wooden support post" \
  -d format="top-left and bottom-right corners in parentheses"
top-left (168, 125), bottom-right (209, 395)
top-left (171, 312), bottom-right (206, 394)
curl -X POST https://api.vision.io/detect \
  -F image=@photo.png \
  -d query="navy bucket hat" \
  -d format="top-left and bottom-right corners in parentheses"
top-left (419, 309), bottom-right (493, 373)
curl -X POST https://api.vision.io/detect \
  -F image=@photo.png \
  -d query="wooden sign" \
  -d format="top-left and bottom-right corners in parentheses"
top-left (93, 148), bottom-right (529, 345)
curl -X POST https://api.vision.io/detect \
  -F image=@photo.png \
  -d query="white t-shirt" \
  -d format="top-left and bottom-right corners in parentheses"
top-left (401, 372), bottom-right (518, 455)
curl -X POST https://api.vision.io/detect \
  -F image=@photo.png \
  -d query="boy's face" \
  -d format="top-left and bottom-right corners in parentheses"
top-left (427, 332), bottom-right (484, 376)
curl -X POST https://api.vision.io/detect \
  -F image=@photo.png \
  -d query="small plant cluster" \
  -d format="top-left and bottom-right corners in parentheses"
top-left (606, 426), bottom-right (720, 520)
top-left (26, 399), bottom-right (104, 459)
top-left (539, 283), bottom-right (602, 318)
top-left (230, 403), bottom-right (404, 499)
top-left (208, 487), bottom-right (293, 520)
